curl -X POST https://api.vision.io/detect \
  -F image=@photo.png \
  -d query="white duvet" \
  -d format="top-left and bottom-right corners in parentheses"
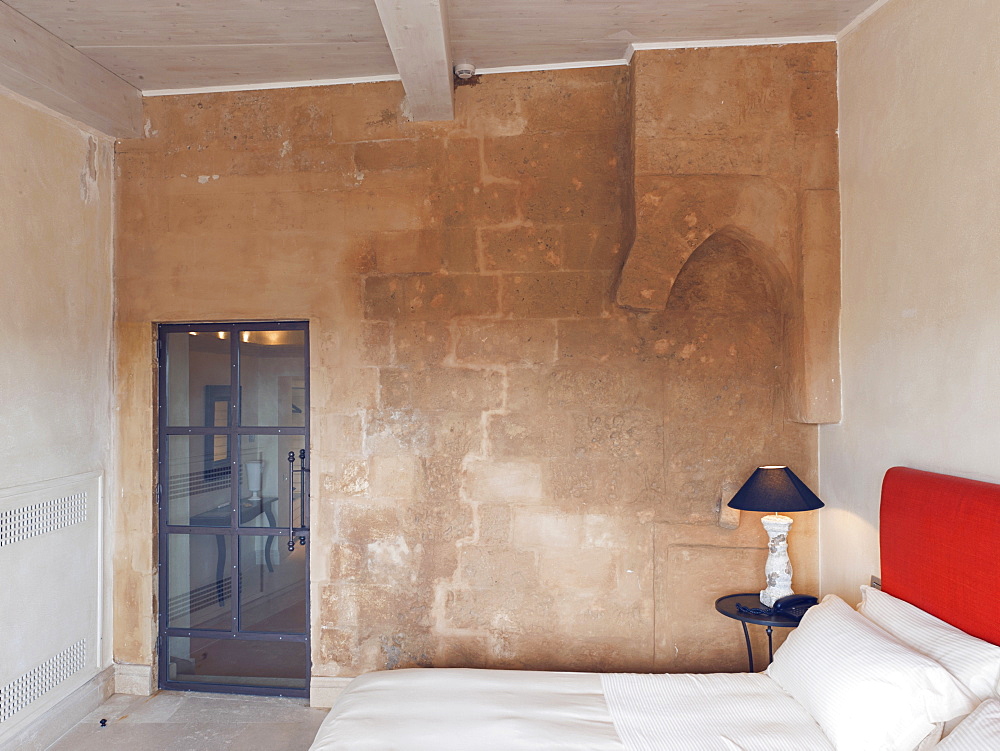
top-left (309, 668), bottom-right (834, 751)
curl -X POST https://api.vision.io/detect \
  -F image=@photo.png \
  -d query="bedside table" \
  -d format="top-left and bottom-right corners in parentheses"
top-left (715, 593), bottom-right (810, 672)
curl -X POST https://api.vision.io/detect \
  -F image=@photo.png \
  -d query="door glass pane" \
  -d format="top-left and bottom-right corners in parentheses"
top-left (165, 331), bottom-right (231, 427)
top-left (239, 330), bottom-right (306, 427)
top-left (160, 323), bottom-right (309, 696)
top-left (166, 435), bottom-right (231, 526)
top-left (167, 534), bottom-right (232, 631)
top-left (239, 536), bottom-right (307, 633)
top-left (238, 434), bottom-right (305, 529)
top-left (167, 636), bottom-right (307, 689)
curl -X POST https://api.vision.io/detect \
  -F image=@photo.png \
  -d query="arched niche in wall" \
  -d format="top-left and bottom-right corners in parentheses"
top-left (615, 209), bottom-right (840, 423)
top-left (642, 229), bottom-right (818, 673)
top-left (645, 228), bottom-right (812, 523)
top-left (616, 182), bottom-right (841, 426)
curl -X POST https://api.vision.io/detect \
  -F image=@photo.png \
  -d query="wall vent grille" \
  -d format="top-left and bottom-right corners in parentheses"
top-left (0, 640), bottom-right (86, 723)
top-left (0, 492), bottom-right (87, 548)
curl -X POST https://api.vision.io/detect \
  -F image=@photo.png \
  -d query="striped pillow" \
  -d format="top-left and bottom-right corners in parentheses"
top-left (935, 700), bottom-right (1000, 750)
top-left (766, 595), bottom-right (975, 751)
top-left (857, 585), bottom-right (1000, 702)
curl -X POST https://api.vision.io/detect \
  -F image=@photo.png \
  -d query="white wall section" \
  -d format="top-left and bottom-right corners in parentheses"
top-left (821, 0), bottom-right (1000, 600)
top-left (0, 88), bottom-right (116, 740)
top-left (0, 474), bottom-right (104, 742)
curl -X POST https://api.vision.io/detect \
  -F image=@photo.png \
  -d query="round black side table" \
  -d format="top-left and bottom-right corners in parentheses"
top-left (715, 593), bottom-right (807, 672)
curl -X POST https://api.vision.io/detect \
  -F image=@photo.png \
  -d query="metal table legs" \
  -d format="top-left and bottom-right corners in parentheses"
top-left (740, 622), bottom-right (776, 673)
top-left (741, 621), bottom-right (754, 673)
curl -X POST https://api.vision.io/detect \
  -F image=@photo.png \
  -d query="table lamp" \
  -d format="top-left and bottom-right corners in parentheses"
top-left (727, 466), bottom-right (824, 607)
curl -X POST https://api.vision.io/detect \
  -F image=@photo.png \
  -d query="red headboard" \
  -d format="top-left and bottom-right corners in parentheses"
top-left (881, 467), bottom-right (1000, 645)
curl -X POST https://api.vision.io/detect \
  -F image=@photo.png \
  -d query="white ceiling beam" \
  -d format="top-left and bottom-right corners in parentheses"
top-left (0, 1), bottom-right (142, 137)
top-left (373, 0), bottom-right (454, 121)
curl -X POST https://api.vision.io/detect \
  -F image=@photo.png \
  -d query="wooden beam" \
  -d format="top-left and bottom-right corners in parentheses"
top-left (0, 1), bottom-right (141, 137)
top-left (373, 0), bottom-right (454, 121)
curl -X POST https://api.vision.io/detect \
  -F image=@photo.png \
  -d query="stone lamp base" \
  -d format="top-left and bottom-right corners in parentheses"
top-left (760, 513), bottom-right (795, 607)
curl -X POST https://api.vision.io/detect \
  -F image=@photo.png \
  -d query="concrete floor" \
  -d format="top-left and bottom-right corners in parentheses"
top-left (46, 691), bottom-right (329, 751)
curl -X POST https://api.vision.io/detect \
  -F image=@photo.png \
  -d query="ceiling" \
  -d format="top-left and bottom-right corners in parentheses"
top-left (6, 0), bottom-right (880, 93)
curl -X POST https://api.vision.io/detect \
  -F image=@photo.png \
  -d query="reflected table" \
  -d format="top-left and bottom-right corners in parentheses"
top-left (190, 497), bottom-right (278, 605)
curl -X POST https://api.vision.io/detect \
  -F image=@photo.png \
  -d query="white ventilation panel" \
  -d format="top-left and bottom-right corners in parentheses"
top-left (0, 473), bottom-right (102, 741)
top-left (0, 640), bottom-right (87, 723)
top-left (0, 492), bottom-right (87, 548)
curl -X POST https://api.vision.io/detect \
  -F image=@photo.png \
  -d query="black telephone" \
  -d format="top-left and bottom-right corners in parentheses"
top-left (773, 594), bottom-right (818, 618)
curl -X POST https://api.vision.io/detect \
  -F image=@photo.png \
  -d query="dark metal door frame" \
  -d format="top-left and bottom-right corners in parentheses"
top-left (156, 320), bottom-right (310, 697)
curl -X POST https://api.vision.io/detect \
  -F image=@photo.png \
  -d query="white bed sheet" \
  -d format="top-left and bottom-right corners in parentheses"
top-left (309, 668), bottom-right (834, 751)
top-left (602, 672), bottom-right (833, 751)
top-left (310, 668), bottom-right (623, 751)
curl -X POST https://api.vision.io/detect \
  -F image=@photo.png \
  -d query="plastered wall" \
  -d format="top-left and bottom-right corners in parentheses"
top-left (0, 88), bottom-right (116, 676)
top-left (0, 90), bottom-right (115, 489)
top-left (115, 47), bottom-right (838, 680)
top-left (821, 0), bottom-right (1000, 600)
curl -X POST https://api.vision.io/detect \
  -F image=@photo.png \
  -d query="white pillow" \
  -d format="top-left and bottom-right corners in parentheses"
top-left (934, 699), bottom-right (1000, 750)
top-left (857, 585), bottom-right (1000, 703)
top-left (766, 594), bottom-right (976, 751)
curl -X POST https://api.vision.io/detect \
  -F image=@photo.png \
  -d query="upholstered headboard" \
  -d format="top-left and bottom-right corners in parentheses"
top-left (880, 466), bottom-right (1000, 646)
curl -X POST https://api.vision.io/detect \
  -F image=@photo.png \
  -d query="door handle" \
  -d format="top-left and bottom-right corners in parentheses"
top-left (287, 451), bottom-right (296, 551)
top-left (298, 448), bottom-right (309, 546)
top-left (287, 450), bottom-right (310, 551)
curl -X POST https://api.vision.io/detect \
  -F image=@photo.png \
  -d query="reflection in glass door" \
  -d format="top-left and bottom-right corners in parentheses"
top-left (158, 322), bottom-right (309, 696)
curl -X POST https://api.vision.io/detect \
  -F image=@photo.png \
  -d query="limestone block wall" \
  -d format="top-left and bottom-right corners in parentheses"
top-left (618, 45), bottom-right (841, 425)
top-left (114, 47), bottom-right (837, 680)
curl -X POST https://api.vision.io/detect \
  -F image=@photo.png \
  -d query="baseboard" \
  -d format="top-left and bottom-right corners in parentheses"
top-left (114, 663), bottom-right (155, 696)
top-left (0, 665), bottom-right (114, 751)
top-left (310, 676), bottom-right (353, 708)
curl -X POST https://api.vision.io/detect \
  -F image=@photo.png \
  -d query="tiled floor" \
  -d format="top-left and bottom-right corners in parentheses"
top-left (46, 691), bottom-right (329, 751)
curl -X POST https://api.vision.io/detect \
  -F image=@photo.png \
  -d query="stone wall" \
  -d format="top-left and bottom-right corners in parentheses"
top-left (619, 45), bottom-right (841, 424)
top-left (114, 45), bottom-right (837, 680)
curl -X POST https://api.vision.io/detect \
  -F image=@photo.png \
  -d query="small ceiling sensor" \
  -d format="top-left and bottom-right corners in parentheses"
top-left (454, 62), bottom-right (476, 80)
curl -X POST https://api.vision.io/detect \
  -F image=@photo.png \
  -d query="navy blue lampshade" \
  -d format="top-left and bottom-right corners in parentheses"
top-left (727, 466), bottom-right (824, 514)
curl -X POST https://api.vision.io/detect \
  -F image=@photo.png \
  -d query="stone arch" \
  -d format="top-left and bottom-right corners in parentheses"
top-left (666, 228), bottom-right (798, 421)
top-left (615, 177), bottom-right (798, 314)
top-left (684, 226), bottom-right (795, 320)
top-left (614, 178), bottom-right (840, 424)
top-left (653, 227), bottom-right (810, 520)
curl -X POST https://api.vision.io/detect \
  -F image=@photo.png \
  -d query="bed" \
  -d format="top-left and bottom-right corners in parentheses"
top-left (310, 467), bottom-right (1000, 751)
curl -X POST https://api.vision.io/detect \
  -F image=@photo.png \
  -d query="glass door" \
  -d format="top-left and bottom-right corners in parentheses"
top-left (158, 322), bottom-right (309, 696)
